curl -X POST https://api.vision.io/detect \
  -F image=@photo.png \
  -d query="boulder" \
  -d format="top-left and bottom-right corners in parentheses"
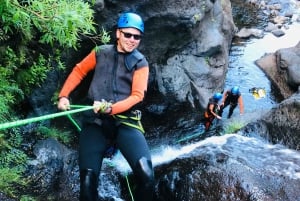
top-left (255, 41), bottom-right (300, 99)
top-left (241, 93), bottom-right (300, 150)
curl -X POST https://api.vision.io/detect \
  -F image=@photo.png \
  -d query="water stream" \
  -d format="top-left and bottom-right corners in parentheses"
top-left (108, 134), bottom-right (300, 180)
top-left (224, 23), bottom-right (300, 115)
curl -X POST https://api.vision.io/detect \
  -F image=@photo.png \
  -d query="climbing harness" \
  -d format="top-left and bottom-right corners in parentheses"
top-left (114, 110), bottom-right (145, 133)
top-left (66, 105), bottom-right (119, 159)
top-left (249, 87), bottom-right (266, 99)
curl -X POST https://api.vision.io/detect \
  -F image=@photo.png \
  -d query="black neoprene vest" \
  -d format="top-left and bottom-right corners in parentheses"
top-left (88, 45), bottom-right (148, 103)
top-left (226, 91), bottom-right (241, 104)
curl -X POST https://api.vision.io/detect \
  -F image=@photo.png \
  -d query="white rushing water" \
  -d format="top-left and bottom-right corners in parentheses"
top-left (224, 22), bottom-right (300, 116)
top-left (106, 134), bottom-right (300, 180)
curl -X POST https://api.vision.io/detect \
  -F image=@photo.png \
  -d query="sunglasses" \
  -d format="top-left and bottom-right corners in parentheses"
top-left (120, 30), bottom-right (142, 40)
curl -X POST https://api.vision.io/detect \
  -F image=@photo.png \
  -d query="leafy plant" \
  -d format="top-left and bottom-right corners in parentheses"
top-left (20, 195), bottom-right (37, 201)
top-left (0, 167), bottom-right (27, 197)
top-left (36, 126), bottom-right (72, 144)
top-left (1, 0), bottom-right (97, 48)
top-left (100, 27), bottom-right (111, 44)
top-left (16, 54), bottom-right (51, 94)
top-left (0, 0), bottom-right (108, 199)
top-left (0, 131), bottom-right (28, 197)
top-left (0, 134), bottom-right (11, 151)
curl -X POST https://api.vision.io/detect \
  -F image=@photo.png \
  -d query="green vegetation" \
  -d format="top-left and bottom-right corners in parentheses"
top-left (36, 126), bottom-right (72, 144)
top-left (1, 0), bottom-right (96, 47)
top-left (0, 0), bottom-right (110, 199)
top-left (20, 195), bottom-right (37, 201)
top-left (223, 121), bottom-right (245, 134)
top-left (0, 131), bottom-right (28, 197)
top-left (0, 0), bottom-right (97, 123)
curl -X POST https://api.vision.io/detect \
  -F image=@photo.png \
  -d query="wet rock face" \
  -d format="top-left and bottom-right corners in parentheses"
top-left (261, 93), bottom-right (300, 150)
top-left (154, 134), bottom-right (300, 201)
top-left (25, 138), bottom-right (79, 200)
top-left (276, 42), bottom-right (300, 90)
top-left (0, 193), bottom-right (15, 201)
top-left (255, 42), bottom-right (300, 99)
top-left (24, 132), bottom-right (300, 201)
top-left (255, 53), bottom-right (295, 99)
top-left (242, 93), bottom-right (300, 150)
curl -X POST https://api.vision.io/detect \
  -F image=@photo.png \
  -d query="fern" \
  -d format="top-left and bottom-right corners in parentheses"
top-left (36, 126), bottom-right (72, 144)
top-left (0, 167), bottom-right (26, 197)
top-left (0, 132), bottom-right (28, 198)
top-left (16, 54), bottom-right (51, 94)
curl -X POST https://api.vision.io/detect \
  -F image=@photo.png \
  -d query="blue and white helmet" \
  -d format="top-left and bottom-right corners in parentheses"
top-left (213, 92), bottom-right (222, 102)
top-left (117, 12), bottom-right (144, 33)
top-left (231, 86), bottom-right (240, 95)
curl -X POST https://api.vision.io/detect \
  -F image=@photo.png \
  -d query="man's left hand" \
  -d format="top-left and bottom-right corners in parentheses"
top-left (93, 99), bottom-right (112, 114)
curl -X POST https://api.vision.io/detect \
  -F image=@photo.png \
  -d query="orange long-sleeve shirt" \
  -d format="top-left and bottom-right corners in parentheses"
top-left (59, 50), bottom-right (149, 115)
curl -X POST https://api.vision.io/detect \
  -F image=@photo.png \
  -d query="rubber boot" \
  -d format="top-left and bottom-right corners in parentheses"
top-left (134, 157), bottom-right (155, 201)
top-left (80, 168), bottom-right (99, 201)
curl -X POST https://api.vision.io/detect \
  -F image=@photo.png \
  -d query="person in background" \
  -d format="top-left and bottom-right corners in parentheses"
top-left (204, 92), bottom-right (222, 131)
top-left (57, 12), bottom-right (154, 201)
top-left (219, 86), bottom-right (244, 118)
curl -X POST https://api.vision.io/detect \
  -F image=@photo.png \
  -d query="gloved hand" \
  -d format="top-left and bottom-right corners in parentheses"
top-left (58, 97), bottom-right (70, 111)
top-left (93, 99), bottom-right (112, 114)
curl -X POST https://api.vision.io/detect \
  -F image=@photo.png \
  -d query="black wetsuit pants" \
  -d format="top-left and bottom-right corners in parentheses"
top-left (219, 100), bottom-right (237, 118)
top-left (79, 121), bottom-right (154, 201)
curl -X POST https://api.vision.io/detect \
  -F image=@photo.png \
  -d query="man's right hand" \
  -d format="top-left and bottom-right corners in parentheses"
top-left (57, 97), bottom-right (70, 111)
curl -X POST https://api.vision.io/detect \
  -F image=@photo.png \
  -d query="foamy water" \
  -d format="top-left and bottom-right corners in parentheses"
top-left (105, 134), bottom-right (300, 179)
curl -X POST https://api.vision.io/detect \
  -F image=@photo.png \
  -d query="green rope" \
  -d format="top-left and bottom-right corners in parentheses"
top-left (125, 175), bottom-right (135, 201)
top-left (66, 114), bottom-right (81, 132)
top-left (0, 105), bottom-right (94, 130)
top-left (176, 131), bottom-right (205, 143)
top-left (69, 104), bottom-right (89, 108)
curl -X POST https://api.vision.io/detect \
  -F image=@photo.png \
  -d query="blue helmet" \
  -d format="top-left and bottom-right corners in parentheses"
top-left (117, 12), bottom-right (144, 33)
top-left (213, 93), bottom-right (222, 102)
top-left (231, 86), bottom-right (240, 95)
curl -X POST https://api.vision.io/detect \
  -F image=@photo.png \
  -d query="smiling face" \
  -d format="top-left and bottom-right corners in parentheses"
top-left (116, 28), bottom-right (142, 53)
